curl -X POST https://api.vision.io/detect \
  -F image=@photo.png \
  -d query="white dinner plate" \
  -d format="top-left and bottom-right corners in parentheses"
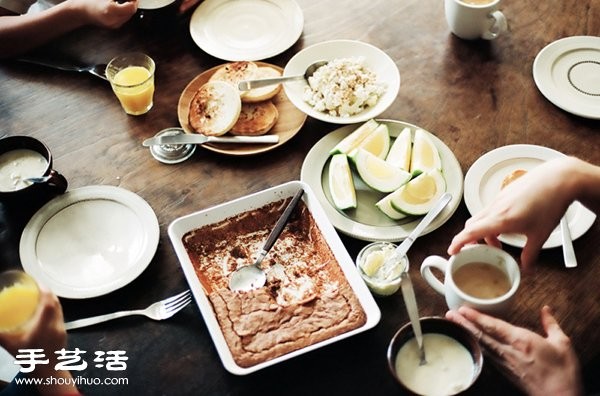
top-left (300, 120), bottom-right (463, 242)
top-left (284, 40), bottom-right (400, 124)
top-left (19, 186), bottom-right (160, 299)
top-left (189, 0), bottom-right (304, 61)
top-left (464, 144), bottom-right (596, 249)
top-left (532, 36), bottom-right (600, 119)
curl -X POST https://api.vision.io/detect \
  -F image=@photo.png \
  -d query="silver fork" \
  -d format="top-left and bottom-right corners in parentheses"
top-left (65, 290), bottom-right (192, 331)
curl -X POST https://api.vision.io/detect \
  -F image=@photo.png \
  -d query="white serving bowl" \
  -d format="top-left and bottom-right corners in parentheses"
top-left (283, 40), bottom-right (400, 124)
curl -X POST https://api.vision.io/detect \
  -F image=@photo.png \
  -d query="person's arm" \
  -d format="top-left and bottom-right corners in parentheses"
top-left (446, 306), bottom-right (583, 396)
top-left (0, 289), bottom-right (79, 395)
top-left (448, 157), bottom-right (600, 269)
top-left (0, 0), bottom-right (138, 58)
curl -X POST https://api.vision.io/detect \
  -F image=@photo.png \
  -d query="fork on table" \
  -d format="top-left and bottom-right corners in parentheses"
top-left (65, 290), bottom-right (192, 331)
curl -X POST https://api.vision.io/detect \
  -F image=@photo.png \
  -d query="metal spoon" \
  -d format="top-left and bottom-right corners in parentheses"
top-left (238, 60), bottom-right (328, 91)
top-left (24, 175), bottom-right (51, 184)
top-left (382, 193), bottom-right (452, 275)
top-left (401, 271), bottom-right (427, 366)
top-left (228, 189), bottom-right (304, 292)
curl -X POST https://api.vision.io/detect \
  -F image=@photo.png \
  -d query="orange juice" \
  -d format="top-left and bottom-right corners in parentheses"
top-left (111, 66), bottom-right (155, 115)
top-left (0, 271), bottom-right (40, 333)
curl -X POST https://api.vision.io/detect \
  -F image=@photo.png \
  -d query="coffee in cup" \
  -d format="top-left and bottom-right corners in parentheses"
top-left (420, 244), bottom-right (520, 316)
top-left (444, 0), bottom-right (507, 40)
top-left (452, 261), bottom-right (512, 299)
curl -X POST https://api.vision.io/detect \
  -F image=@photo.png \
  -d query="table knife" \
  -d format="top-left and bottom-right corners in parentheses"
top-left (142, 134), bottom-right (279, 147)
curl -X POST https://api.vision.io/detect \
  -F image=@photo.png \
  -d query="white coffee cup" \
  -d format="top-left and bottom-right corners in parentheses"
top-left (420, 245), bottom-right (520, 316)
top-left (444, 0), bottom-right (508, 40)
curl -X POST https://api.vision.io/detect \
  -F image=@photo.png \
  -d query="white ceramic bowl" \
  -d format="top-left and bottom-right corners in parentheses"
top-left (283, 40), bottom-right (400, 124)
top-left (168, 180), bottom-right (381, 375)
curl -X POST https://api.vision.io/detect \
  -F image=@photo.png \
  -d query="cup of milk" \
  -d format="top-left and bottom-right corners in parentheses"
top-left (0, 136), bottom-right (67, 207)
top-left (387, 317), bottom-right (483, 395)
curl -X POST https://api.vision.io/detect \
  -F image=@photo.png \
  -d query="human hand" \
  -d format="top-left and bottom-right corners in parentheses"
top-left (448, 157), bottom-right (581, 270)
top-left (71, 0), bottom-right (139, 29)
top-left (446, 306), bottom-right (583, 396)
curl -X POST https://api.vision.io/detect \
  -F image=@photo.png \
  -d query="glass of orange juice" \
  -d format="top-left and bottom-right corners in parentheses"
top-left (106, 53), bottom-right (156, 116)
top-left (0, 270), bottom-right (41, 333)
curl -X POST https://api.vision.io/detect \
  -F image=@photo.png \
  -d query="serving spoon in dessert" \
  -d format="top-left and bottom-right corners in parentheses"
top-left (229, 188), bottom-right (305, 292)
top-left (238, 60), bottom-right (328, 91)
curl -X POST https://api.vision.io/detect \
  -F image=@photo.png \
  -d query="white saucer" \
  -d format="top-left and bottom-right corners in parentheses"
top-left (19, 186), bottom-right (159, 299)
top-left (189, 0), bottom-right (304, 61)
top-left (464, 144), bottom-right (596, 249)
top-left (300, 120), bottom-right (463, 242)
top-left (533, 36), bottom-right (600, 119)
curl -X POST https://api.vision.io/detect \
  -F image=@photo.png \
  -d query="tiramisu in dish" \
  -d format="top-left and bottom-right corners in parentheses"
top-left (181, 197), bottom-right (367, 368)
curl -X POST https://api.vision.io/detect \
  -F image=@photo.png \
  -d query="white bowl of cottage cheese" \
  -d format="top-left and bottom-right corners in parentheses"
top-left (283, 40), bottom-right (400, 124)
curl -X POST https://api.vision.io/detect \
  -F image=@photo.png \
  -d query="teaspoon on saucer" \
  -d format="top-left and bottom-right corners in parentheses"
top-left (560, 216), bottom-right (577, 268)
top-left (238, 60), bottom-right (328, 91)
top-left (228, 188), bottom-right (304, 292)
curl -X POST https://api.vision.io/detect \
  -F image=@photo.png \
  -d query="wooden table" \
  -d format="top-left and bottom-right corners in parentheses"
top-left (1, 0), bottom-right (599, 394)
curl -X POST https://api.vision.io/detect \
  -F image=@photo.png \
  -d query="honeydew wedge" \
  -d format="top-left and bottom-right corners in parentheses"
top-left (375, 193), bottom-right (407, 220)
top-left (385, 127), bottom-right (412, 171)
top-left (328, 154), bottom-right (357, 210)
top-left (409, 129), bottom-right (442, 173)
top-left (352, 148), bottom-right (412, 193)
top-left (389, 168), bottom-right (446, 216)
top-left (329, 119), bottom-right (379, 155)
top-left (348, 123), bottom-right (390, 159)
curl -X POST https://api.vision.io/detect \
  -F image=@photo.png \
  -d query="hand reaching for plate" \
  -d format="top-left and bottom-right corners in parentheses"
top-left (448, 157), bottom-right (600, 270)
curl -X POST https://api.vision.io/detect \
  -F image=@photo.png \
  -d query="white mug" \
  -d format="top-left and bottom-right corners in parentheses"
top-left (444, 0), bottom-right (508, 40)
top-left (420, 244), bottom-right (520, 316)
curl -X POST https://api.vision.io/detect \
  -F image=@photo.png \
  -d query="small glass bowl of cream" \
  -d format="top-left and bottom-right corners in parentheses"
top-left (356, 242), bottom-right (408, 296)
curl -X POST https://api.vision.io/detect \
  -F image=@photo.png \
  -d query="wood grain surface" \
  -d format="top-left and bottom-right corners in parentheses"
top-left (0, 0), bottom-right (598, 395)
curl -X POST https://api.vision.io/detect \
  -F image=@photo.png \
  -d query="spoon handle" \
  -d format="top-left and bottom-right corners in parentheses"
top-left (561, 216), bottom-right (577, 268)
top-left (401, 272), bottom-right (426, 364)
top-left (261, 189), bottom-right (304, 253)
top-left (238, 75), bottom-right (303, 91)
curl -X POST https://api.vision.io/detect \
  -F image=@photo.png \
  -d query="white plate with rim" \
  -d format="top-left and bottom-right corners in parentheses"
top-left (189, 0), bottom-right (304, 61)
top-left (300, 120), bottom-right (463, 242)
top-left (138, 0), bottom-right (176, 10)
top-left (532, 36), bottom-right (600, 119)
top-left (283, 40), bottom-right (401, 124)
top-left (20, 186), bottom-right (159, 299)
top-left (463, 144), bottom-right (596, 249)
top-left (168, 181), bottom-right (380, 375)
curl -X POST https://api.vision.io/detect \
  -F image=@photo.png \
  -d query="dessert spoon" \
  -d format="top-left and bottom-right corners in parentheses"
top-left (401, 271), bottom-right (427, 366)
top-left (228, 189), bottom-right (304, 292)
top-left (238, 60), bottom-right (328, 91)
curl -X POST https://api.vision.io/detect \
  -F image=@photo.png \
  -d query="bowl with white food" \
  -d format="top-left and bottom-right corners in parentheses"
top-left (387, 317), bottom-right (483, 395)
top-left (283, 40), bottom-right (400, 124)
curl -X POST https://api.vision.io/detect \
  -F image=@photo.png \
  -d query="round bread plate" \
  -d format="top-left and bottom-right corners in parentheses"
top-left (178, 62), bottom-right (307, 156)
top-left (19, 186), bottom-right (159, 299)
top-left (138, 0), bottom-right (176, 10)
top-left (464, 144), bottom-right (596, 249)
top-left (300, 120), bottom-right (463, 242)
top-left (189, 0), bottom-right (304, 61)
top-left (533, 36), bottom-right (600, 119)
top-left (284, 40), bottom-right (400, 125)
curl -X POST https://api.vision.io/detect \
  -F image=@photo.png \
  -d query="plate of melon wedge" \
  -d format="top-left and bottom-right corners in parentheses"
top-left (300, 119), bottom-right (463, 242)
